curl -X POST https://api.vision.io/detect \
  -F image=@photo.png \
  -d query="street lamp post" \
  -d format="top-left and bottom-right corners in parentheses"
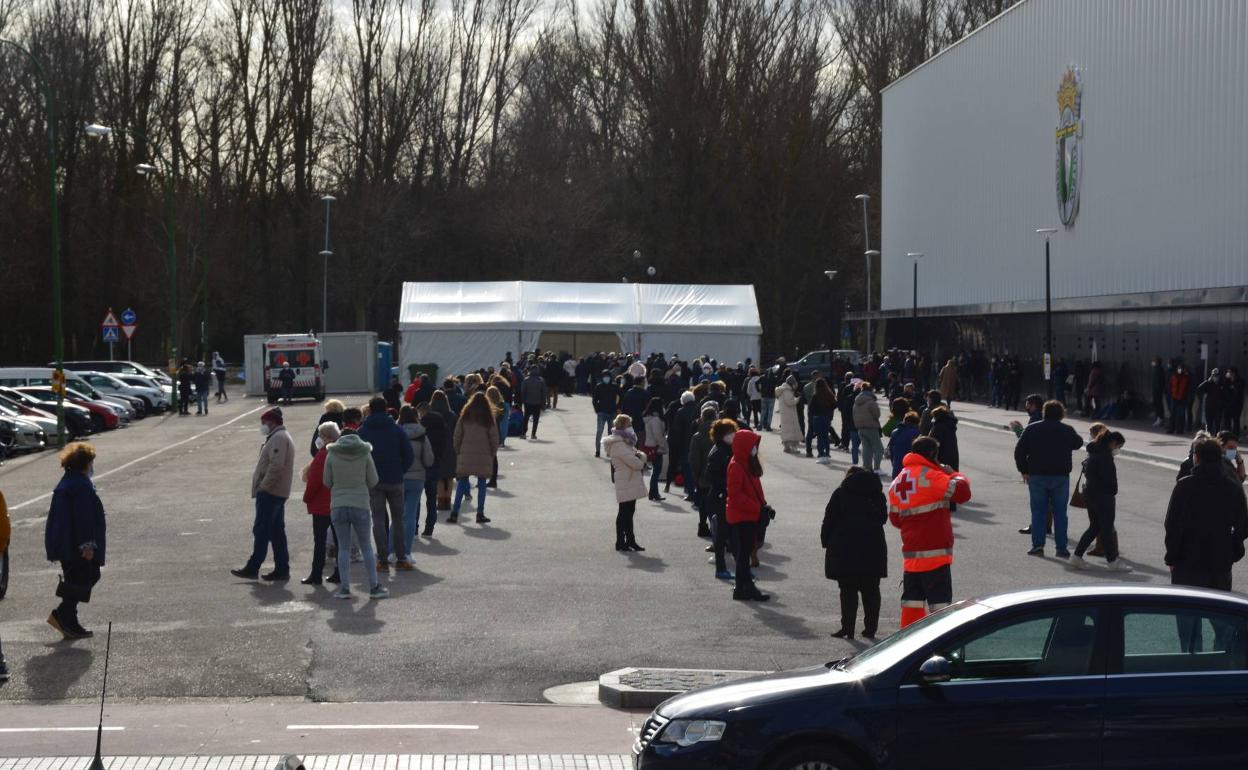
top-left (824, 270), bottom-right (838, 349)
top-left (907, 252), bottom-right (925, 354)
top-left (1036, 228), bottom-right (1059, 399)
top-left (855, 193), bottom-right (875, 353)
top-left (2, 39), bottom-right (66, 446)
top-left (320, 194), bottom-right (335, 334)
top-left (85, 123), bottom-right (180, 411)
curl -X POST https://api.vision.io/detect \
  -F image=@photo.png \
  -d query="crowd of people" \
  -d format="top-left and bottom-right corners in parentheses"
top-left (4, 344), bottom-right (1244, 660)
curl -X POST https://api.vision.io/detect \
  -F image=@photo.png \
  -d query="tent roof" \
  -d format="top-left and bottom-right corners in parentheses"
top-left (398, 281), bottom-right (762, 334)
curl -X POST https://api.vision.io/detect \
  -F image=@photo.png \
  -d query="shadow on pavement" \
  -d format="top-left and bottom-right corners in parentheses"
top-left (746, 601), bottom-right (821, 640)
top-left (249, 581), bottom-right (296, 606)
top-left (462, 525), bottom-right (511, 541)
top-left (23, 644), bottom-right (94, 700)
top-left (624, 553), bottom-right (666, 573)
top-left (327, 595), bottom-right (385, 635)
top-left (410, 538), bottom-right (461, 556)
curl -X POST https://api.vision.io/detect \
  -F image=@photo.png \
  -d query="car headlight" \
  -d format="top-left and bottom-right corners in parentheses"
top-left (658, 719), bottom-right (726, 747)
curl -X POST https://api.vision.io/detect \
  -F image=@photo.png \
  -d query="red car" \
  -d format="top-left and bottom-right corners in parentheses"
top-left (18, 387), bottom-right (118, 431)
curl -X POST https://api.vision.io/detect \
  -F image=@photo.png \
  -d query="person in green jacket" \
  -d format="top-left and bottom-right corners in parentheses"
top-left (324, 432), bottom-right (386, 600)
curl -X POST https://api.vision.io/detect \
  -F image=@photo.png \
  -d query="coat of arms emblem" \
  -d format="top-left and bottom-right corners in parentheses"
top-left (1056, 67), bottom-right (1082, 227)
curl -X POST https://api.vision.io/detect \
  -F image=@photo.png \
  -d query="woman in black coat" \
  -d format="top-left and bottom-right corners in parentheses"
top-left (926, 406), bottom-right (960, 470)
top-left (1073, 430), bottom-right (1129, 570)
top-left (44, 442), bottom-right (106, 640)
top-left (821, 466), bottom-right (887, 639)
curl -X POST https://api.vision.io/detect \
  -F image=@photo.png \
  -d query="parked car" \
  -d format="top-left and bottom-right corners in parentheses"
top-left (0, 415), bottom-right (47, 454)
top-left (0, 388), bottom-right (93, 438)
top-left (0, 400), bottom-right (57, 438)
top-left (634, 584), bottom-right (1248, 770)
top-left (17, 387), bottom-right (119, 431)
top-left (60, 359), bottom-right (173, 390)
top-left (788, 349), bottom-right (863, 380)
top-left (65, 380), bottom-right (141, 420)
top-left (78, 371), bottom-right (168, 412)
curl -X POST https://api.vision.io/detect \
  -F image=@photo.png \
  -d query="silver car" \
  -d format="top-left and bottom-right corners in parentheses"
top-left (0, 415), bottom-right (48, 454)
top-left (0, 401), bottom-right (57, 437)
top-left (79, 371), bottom-right (169, 412)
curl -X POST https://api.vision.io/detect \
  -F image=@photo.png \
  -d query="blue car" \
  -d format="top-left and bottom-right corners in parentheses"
top-left (634, 585), bottom-right (1248, 770)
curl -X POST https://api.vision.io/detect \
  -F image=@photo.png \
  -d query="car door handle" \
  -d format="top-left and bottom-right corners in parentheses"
top-left (1053, 703), bottom-right (1098, 712)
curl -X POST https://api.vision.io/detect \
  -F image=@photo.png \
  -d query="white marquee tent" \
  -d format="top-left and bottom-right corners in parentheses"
top-left (398, 281), bottom-right (762, 377)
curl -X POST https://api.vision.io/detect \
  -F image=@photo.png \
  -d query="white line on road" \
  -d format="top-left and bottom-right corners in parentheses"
top-left (9, 403), bottom-right (269, 512)
top-left (286, 724), bottom-right (480, 731)
top-left (0, 727), bottom-right (125, 733)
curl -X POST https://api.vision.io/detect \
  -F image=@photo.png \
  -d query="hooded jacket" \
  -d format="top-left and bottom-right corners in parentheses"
top-left (887, 452), bottom-right (971, 573)
top-left (725, 430), bottom-right (766, 525)
top-left (323, 433), bottom-right (379, 511)
top-left (45, 471), bottom-right (106, 566)
top-left (822, 470), bottom-right (888, 580)
top-left (887, 423), bottom-right (921, 478)
top-left (603, 431), bottom-right (647, 503)
top-left (1082, 441), bottom-right (1118, 498)
top-left (853, 389), bottom-right (881, 430)
top-left (402, 421), bottom-right (436, 482)
top-left (928, 410), bottom-right (961, 470)
top-left (357, 411), bottom-right (415, 485)
top-left (1164, 462), bottom-right (1248, 572)
top-left (453, 415), bottom-right (499, 479)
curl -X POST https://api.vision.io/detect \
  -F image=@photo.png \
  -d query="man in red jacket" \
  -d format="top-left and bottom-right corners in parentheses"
top-left (887, 436), bottom-right (972, 627)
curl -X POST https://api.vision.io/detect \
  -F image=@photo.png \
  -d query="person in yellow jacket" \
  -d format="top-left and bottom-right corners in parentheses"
top-left (1, 488), bottom-right (10, 679)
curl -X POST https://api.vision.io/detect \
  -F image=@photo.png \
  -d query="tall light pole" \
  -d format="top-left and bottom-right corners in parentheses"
top-left (907, 252), bottom-right (925, 354)
top-left (855, 193), bottom-right (874, 353)
top-left (1036, 228), bottom-right (1059, 399)
top-left (2, 39), bottom-right (65, 446)
top-left (320, 194), bottom-right (336, 334)
top-left (85, 122), bottom-right (181, 412)
top-left (824, 270), bottom-right (838, 349)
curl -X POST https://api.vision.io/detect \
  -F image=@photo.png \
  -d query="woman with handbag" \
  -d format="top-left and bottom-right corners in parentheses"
top-left (44, 442), bottom-right (107, 640)
top-left (642, 398), bottom-right (669, 502)
top-left (726, 429), bottom-right (771, 602)
top-left (603, 414), bottom-right (648, 551)
top-left (1070, 430), bottom-right (1130, 571)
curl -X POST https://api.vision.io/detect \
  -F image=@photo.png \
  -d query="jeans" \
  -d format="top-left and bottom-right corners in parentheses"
top-left (331, 506), bottom-right (379, 591)
top-left (649, 453), bottom-right (664, 498)
top-left (847, 430), bottom-right (861, 464)
top-left (810, 415), bottom-right (831, 458)
top-left (453, 476), bottom-right (488, 516)
top-left (595, 412), bottom-right (613, 453)
top-left (497, 415), bottom-right (507, 446)
top-left (369, 482), bottom-right (406, 562)
top-left (859, 428), bottom-right (883, 471)
top-left (197, 391), bottom-right (209, 414)
top-left (244, 491), bottom-right (289, 574)
top-left (1074, 492), bottom-right (1118, 561)
top-left (1028, 474), bottom-right (1070, 550)
top-left (760, 398), bottom-right (775, 430)
top-left (402, 478), bottom-right (425, 555)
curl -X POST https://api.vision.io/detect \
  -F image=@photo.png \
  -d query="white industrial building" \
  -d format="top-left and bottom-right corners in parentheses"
top-left (873, 0), bottom-right (1248, 393)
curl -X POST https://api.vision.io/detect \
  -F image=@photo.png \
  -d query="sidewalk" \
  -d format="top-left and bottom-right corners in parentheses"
top-left (936, 397), bottom-right (1192, 466)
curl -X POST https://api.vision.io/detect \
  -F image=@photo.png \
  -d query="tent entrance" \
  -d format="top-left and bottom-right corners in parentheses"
top-left (537, 331), bottom-right (621, 359)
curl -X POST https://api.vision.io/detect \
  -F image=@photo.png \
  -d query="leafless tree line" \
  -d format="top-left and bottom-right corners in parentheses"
top-left (0, 0), bottom-right (1016, 363)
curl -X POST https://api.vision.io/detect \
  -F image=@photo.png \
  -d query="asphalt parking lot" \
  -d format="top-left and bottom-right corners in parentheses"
top-left (0, 387), bottom-right (1241, 707)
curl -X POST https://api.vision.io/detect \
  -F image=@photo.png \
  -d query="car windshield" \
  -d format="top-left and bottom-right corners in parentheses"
top-left (840, 600), bottom-right (991, 676)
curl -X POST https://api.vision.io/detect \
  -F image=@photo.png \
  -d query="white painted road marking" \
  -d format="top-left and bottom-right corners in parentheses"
top-left (0, 727), bottom-right (125, 733)
top-left (9, 403), bottom-right (268, 512)
top-left (286, 724), bottom-right (480, 731)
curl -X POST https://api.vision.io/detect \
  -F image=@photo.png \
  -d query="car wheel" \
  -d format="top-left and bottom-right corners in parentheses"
top-left (0, 549), bottom-right (9, 600)
top-left (767, 743), bottom-right (865, 770)
top-left (90, 413), bottom-right (106, 433)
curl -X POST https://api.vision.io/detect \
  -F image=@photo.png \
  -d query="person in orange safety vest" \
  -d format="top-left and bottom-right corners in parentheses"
top-left (887, 435), bottom-right (972, 627)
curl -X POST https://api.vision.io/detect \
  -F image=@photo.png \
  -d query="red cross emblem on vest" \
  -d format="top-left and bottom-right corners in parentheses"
top-left (893, 471), bottom-right (915, 503)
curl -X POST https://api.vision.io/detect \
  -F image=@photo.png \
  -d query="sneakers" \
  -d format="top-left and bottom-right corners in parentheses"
top-left (714, 570), bottom-right (734, 581)
top-left (1106, 559), bottom-right (1133, 572)
top-left (1026, 546), bottom-right (1045, 557)
top-left (376, 559), bottom-right (390, 571)
top-left (815, 456), bottom-right (831, 465)
top-left (394, 560), bottom-right (415, 571)
top-left (476, 515), bottom-right (491, 523)
top-left (230, 568), bottom-right (259, 580)
top-left (1055, 549), bottom-right (1071, 558)
top-left (707, 555), bottom-right (716, 564)
top-left (1069, 554), bottom-right (1091, 570)
top-left (333, 587), bottom-right (352, 600)
top-left (369, 584), bottom-right (389, 599)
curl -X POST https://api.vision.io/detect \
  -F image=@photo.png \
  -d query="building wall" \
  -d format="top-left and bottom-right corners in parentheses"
top-left (880, 0), bottom-right (1248, 311)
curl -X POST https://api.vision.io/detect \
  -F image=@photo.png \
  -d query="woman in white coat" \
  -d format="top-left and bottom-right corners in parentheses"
top-left (602, 414), bottom-right (648, 551)
top-left (776, 375), bottom-right (802, 453)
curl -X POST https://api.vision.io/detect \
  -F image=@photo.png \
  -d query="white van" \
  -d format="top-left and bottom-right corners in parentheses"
top-left (0, 367), bottom-right (91, 389)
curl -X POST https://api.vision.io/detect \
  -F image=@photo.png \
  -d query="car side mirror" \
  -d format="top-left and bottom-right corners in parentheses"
top-left (919, 655), bottom-right (952, 685)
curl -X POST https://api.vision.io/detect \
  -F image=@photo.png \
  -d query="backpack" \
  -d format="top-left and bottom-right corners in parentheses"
top-left (508, 406), bottom-right (525, 437)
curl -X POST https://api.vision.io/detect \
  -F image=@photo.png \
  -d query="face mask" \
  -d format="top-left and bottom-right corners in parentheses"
top-left (1226, 449), bottom-right (1238, 462)
top-left (602, 377), bottom-right (610, 384)
top-left (315, 437), bottom-right (325, 450)
top-left (1111, 448), bottom-right (1120, 457)
top-left (87, 467), bottom-right (94, 479)
top-left (723, 434), bottom-right (735, 445)
top-left (750, 445), bottom-right (759, 457)
top-left (260, 423), bottom-right (271, 437)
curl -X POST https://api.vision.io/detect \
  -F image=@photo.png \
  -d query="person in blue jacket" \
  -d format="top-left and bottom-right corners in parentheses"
top-left (887, 411), bottom-right (921, 479)
top-left (44, 442), bottom-right (106, 640)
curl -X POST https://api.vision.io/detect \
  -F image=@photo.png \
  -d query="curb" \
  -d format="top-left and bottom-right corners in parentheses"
top-left (598, 667), bottom-right (764, 709)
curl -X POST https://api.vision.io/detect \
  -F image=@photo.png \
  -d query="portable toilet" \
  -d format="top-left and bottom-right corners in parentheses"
top-left (377, 341), bottom-right (393, 388)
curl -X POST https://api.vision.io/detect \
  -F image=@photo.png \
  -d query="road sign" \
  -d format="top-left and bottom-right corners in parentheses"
top-left (102, 309), bottom-right (120, 328)
top-left (121, 308), bottom-right (137, 325)
top-left (122, 323), bottom-right (137, 340)
top-left (102, 326), bottom-right (120, 342)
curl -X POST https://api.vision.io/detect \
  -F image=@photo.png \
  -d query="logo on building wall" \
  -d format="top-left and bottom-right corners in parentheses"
top-left (1056, 67), bottom-right (1083, 227)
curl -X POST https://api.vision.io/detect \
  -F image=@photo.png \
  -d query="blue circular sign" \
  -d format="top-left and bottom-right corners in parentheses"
top-left (121, 308), bottom-right (137, 325)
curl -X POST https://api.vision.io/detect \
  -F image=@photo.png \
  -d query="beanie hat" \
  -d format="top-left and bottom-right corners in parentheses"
top-left (261, 407), bottom-right (284, 425)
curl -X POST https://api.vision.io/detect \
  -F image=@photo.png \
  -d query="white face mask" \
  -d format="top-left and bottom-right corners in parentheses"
top-left (315, 437), bottom-right (325, 450)
top-left (87, 467), bottom-right (94, 479)
top-left (750, 445), bottom-right (758, 457)
top-left (723, 434), bottom-right (735, 445)
top-left (1226, 448), bottom-right (1238, 462)
top-left (260, 423), bottom-right (271, 437)
top-left (602, 377), bottom-right (610, 384)
top-left (1111, 448), bottom-right (1120, 457)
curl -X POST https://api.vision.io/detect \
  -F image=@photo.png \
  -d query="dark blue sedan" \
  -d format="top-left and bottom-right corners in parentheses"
top-left (634, 585), bottom-right (1248, 770)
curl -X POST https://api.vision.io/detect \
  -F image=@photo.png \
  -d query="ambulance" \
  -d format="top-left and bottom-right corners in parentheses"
top-left (263, 333), bottom-right (327, 403)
